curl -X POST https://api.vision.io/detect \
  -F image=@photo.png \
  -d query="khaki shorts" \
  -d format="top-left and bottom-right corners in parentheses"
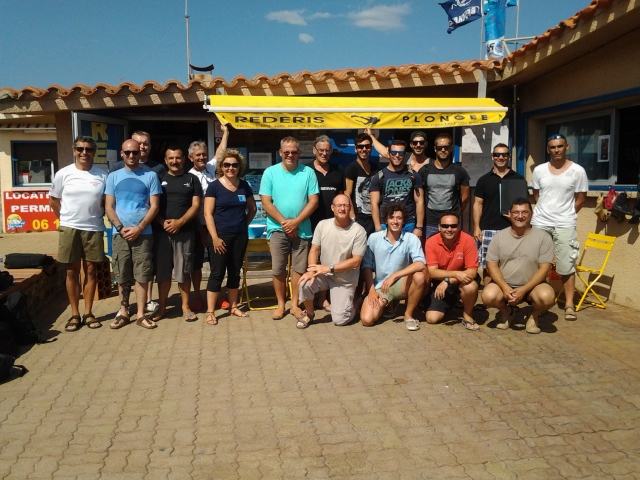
top-left (376, 277), bottom-right (406, 304)
top-left (268, 231), bottom-right (310, 275)
top-left (112, 234), bottom-right (154, 284)
top-left (537, 226), bottom-right (579, 275)
top-left (58, 226), bottom-right (105, 264)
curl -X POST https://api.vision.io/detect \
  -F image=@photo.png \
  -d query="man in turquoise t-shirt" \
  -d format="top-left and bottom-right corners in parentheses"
top-left (260, 136), bottom-right (319, 321)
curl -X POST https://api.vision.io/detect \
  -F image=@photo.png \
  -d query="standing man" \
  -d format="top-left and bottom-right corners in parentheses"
top-left (369, 139), bottom-right (424, 235)
top-left (482, 198), bottom-right (556, 334)
top-left (424, 212), bottom-right (480, 331)
top-left (360, 202), bottom-right (426, 331)
top-left (187, 123), bottom-right (230, 311)
top-left (49, 136), bottom-right (107, 331)
top-left (308, 135), bottom-right (345, 230)
top-left (296, 195), bottom-right (367, 328)
top-left (260, 136), bottom-right (319, 321)
top-left (419, 133), bottom-right (470, 239)
top-left (473, 143), bottom-right (526, 285)
top-left (152, 146), bottom-right (202, 322)
top-left (105, 139), bottom-right (162, 329)
top-left (368, 129), bottom-right (431, 172)
top-left (531, 133), bottom-right (588, 321)
top-left (344, 132), bottom-right (380, 237)
top-left (111, 131), bottom-right (166, 178)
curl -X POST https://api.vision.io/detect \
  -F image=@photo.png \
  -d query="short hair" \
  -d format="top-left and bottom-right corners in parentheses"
top-left (164, 145), bottom-right (183, 157)
top-left (188, 140), bottom-right (207, 155)
top-left (434, 132), bottom-right (453, 145)
top-left (355, 133), bottom-right (372, 144)
top-left (547, 133), bottom-right (567, 144)
top-left (382, 202), bottom-right (408, 225)
top-left (493, 143), bottom-right (509, 152)
top-left (439, 211), bottom-right (459, 223)
top-left (131, 130), bottom-right (151, 142)
top-left (216, 149), bottom-right (246, 178)
top-left (280, 136), bottom-right (299, 149)
top-left (73, 135), bottom-right (97, 151)
top-left (314, 135), bottom-right (331, 147)
top-left (389, 139), bottom-right (407, 149)
top-left (510, 197), bottom-right (533, 211)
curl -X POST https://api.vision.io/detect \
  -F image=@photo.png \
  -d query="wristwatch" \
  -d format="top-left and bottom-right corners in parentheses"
top-left (444, 277), bottom-right (451, 284)
top-left (330, 264), bottom-right (335, 274)
top-left (115, 224), bottom-right (124, 233)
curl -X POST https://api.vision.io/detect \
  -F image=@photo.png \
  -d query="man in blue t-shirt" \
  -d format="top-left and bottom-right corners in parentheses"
top-left (105, 139), bottom-right (162, 330)
top-left (259, 136), bottom-right (319, 321)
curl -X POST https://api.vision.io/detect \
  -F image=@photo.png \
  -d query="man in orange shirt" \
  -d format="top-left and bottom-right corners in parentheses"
top-left (424, 212), bottom-right (480, 331)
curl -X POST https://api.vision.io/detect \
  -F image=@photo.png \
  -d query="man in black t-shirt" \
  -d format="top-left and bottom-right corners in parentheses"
top-left (309, 135), bottom-right (346, 230)
top-left (152, 146), bottom-right (203, 322)
top-left (344, 133), bottom-right (380, 237)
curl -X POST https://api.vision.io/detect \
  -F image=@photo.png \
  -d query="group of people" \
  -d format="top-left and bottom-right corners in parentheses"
top-left (49, 126), bottom-right (587, 334)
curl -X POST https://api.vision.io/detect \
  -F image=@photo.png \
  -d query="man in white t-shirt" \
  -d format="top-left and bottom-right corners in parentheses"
top-left (50, 136), bottom-right (107, 332)
top-left (531, 133), bottom-right (588, 321)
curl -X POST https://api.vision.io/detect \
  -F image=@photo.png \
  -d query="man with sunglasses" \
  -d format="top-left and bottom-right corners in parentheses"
top-left (50, 136), bottom-right (108, 332)
top-left (105, 139), bottom-right (162, 330)
top-left (424, 212), bottom-right (480, 331)
top-left (482, 198), bottom-right (556, 334)
top-left (418, 133), bottom-right (470, 239)
top-left (260, 136), bottom-right (319, 321)
top-left (367, 129), bottom-right (431, 172)
top-left (369, 139), bottom-right (424, 236)
top-left (344, 133), bottom-right (380, 237)
top-left (531, 133), bottom-right (588, 322)
top-left (111, 131), bottom-right (166, 178)
top-left (473, 144), bottom-right (526, 285)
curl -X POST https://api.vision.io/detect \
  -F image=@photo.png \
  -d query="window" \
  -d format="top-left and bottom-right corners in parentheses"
top-left (12, 141), bottom-right (57, 186)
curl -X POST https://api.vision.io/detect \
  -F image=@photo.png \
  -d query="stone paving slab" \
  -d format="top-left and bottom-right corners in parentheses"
top-left (1, 231), bottom-right (640, 479)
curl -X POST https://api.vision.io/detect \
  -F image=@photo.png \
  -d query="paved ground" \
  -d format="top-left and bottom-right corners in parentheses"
top-left (1, 231), bottom-right (640, 479)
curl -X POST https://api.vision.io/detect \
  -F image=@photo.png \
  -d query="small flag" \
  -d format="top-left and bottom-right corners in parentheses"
top-left (439, 0), bottom-right (483, 34)
top-left (484, 0), bottom-right (515, 59)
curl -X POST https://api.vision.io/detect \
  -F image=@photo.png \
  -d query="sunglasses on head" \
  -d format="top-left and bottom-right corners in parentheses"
top-left (222, 162), bottom-right (239, 168)
top-left (440, 223), bottom-right (458, 229)
top-left (74, 146), bottom-right (95, 153)
top-left (123, 150), bottom-right (140, 156)
top-left (435, 145), bottom-right (451, 151)
top-left (547, 133), bottom-right (567, 142)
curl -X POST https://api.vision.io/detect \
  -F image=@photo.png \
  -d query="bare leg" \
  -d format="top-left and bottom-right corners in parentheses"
top-left (205, 290), bottom-right (218, 325)
top-left (135, 282), bottom-right (149, 319)
top-left (191, 269), bottom-right (204, 309)
top-left (360, 292), bottom-right (385, 327)
top-left (459, 281), bottom-right (479, 329)
top-left (65, 261), bottom-right (82, 318)
top-left (403, 272), bottom-right (426, 321)
top-left (481, 283), bottom-right (512, 329)
top-left (155, 279), bottom-right (171, 318)
top-left (83, 261), bottom-right (98, 315)
top-left (272, 273), bottom-right (288, 318)
top-left (562, 273), bottom-right (576, 312)
top-left (178, 277), bottom-right (192, 314)
top-left (527, 283), bottom-right (556, 333)
top-left (290, 271), bottom-right (303, 318)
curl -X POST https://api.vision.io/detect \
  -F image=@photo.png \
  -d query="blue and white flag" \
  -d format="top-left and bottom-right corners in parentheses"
top-left (439, 0), bottom-right (483, 34)
top-left (484, 0), bottom-right (517, 59)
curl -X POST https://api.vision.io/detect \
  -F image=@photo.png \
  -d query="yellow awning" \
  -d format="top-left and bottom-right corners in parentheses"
top-left (204, 95), bottom-right (507, 129)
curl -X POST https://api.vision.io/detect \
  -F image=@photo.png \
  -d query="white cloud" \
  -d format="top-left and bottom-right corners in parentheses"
top-left (308, 12), bottom-right (332, 20)
top-left (348, 4), bottom-right (411, 31)
top-left (266, 10), bottom-right (307, 26)
top-left (299, 33), bottom-right (314, 43)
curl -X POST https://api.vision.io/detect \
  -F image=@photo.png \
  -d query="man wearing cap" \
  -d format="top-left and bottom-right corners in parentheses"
top-left (368, 129), bottom-right (431, 172)
top-left (531, 133), bottom-right (588, 322)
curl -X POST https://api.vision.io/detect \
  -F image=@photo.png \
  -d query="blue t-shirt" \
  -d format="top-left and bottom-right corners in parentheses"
top-left (105, 168), bottom-right (162, 235)
top-left (205, 179), bottom-right (254, 234)
top-left (363, 230), bottom-right (426, 289)
top-left (259, 163), bottom-right (319, 239)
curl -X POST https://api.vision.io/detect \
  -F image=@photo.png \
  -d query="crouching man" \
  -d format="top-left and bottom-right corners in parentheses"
top-left (297, 195), bottom-right (367, 328)
top-left (482, 198), bottom-right (556, 334)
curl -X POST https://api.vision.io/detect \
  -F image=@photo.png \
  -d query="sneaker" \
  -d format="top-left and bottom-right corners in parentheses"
top-left (145, 301), bottom-right (159, 314)
top-left (405, 318), bottom-right (420, 331)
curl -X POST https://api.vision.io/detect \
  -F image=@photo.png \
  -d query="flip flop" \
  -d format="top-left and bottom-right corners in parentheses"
top-left (110, 314), bottom-right (130, 330)
top-left (136, 315), bottom-right (157, 329)
top-left (65, 315), bottom-right (82, 332)
top-left (183, 311), bottom-right (198, 322)
top-left (83, 313), bottom-right (101, 329)
top-left (461, 318), bottom-right (480, 331)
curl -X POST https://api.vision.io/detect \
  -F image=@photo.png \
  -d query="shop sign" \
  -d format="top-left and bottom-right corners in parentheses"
top-left (3, 190), bottom-right (58, 232)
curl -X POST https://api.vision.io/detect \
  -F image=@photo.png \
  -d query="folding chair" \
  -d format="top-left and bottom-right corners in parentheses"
top-left (239, 238), bottom-right (291, 311)
top-left (574, 232), bottom-right (616, 311)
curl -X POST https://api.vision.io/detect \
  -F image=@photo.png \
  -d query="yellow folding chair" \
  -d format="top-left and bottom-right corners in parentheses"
top-left (574, 232), bottom-right (616, 311)
top-left (239, 238), bottom-right (291, 311)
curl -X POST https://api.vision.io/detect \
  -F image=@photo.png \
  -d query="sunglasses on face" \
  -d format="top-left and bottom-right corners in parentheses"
top-left (389, 150), bottom-right (405, 156)
top-left (123, 150), bottom-right (140, 156)
top-left (281, 150), bottom-right (299, 156)
top-left (440, 223), bottom-right (458, 229)
top-left (222, 162), bottom-right (239, 168)
top-left (356, 144), bottom-right (372, 150)
top-left (74, 146), bottom-right (95, 153)
top-left (315, 148), bottom-right (331, 154)
top-left (492, 153), bottom-right (509, 158)
top-left (435, 145), bottom-right (451, 151)
top-left (411, 140), bottom-right (426, 146)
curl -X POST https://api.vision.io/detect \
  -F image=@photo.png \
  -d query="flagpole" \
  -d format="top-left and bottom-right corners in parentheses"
top-left (515, 0), bottom-right (520, 48)
top-left (479, 0), bottom-right (485, 59)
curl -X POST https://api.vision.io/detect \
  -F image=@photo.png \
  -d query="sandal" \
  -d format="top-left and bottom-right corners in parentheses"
top-left (65, 315), bottom-right (82, 332)
top-left (110, 314), bottom-right (130, 330)
top-left (136, 315), bottom-right (157, 329)
top-left (183, 311), bottom-right (198, 322)
top-left (230, 307), bottom-right (249, 317)
top-left (296, 311), bottom-right (314, 329)
top-left (205, 312), bottom-right (218, 325)
top-left (83, 313), bottom-right (101, 329)
top-left (564, 306), bottom-right (578, 321)
top-left (461, 318), bottom-right (480, 331)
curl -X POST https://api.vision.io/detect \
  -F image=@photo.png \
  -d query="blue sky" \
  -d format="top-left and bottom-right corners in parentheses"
top-left (1, 0), bottom-right (591, 90)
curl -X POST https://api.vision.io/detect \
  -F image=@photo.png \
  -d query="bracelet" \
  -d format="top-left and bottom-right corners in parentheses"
top-left (415, 226), bottom-right (424, 230)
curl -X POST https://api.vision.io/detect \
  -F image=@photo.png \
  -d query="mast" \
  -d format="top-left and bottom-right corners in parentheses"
top-left (185, 0), bottom-right (191, 82)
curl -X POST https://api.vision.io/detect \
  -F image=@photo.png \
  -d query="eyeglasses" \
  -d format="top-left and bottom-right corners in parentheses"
top-left (281, 150), bottom-right (299, 156)
top-left (222, 162), bottom-right (239, 168)
top-left (511, 211), bottom-right (531, 217)
top-left (356, 144), bottom-right (372, 150)
top-left (389, 150), bottom-right (405, 156)
top-left (492, 153), bottom-right (510, 158)
top-left (315, 148), bottom-right (331, 154)
top-left (435, 145), bottom-right (451, 151)
top-left (123, 150), bottom-right (140, 156)
top-left (74, 146), bottom-right (95, 153)
top-left (411, 140), bottom-right (426, 146)
top-left (547, 133), bottom-right (566, 142)
top-left (332, 203), bottom-right (350, 209)
top-left (439, 223), bottom-right (458, 229)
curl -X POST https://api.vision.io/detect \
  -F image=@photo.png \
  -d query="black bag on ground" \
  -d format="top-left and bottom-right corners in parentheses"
top-left (0, 291), bottom-right (41, 345)
top-left (0, 354), bottom-right (28, 382)
top-left (0, 321), bottom-right (19, 357)
top-left (3, 253), bottom-right (55, 269)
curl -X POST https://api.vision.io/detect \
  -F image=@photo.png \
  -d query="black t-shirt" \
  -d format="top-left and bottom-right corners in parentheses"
top-left (310, 163), bottom-right (346, 229)
top-left (205, 179), bottom-right (254, 234)
top-left (475, 169), bottom-right (526, 230)
top-left (159, 172), bottom-right (202, 231)
top-left (112, 159), bottom-right (166, 179)
top-left (418, 162), bottom-right (470, 225)
top-left (344, 160), bottom-right (380, 219)
top-left (369, 167), bottom-right (423, 224)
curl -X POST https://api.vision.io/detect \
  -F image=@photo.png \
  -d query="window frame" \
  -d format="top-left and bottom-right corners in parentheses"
top-left (11, 140), bottom-right (58, 187)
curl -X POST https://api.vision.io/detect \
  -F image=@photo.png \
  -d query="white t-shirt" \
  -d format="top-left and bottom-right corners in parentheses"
top-left (189, 159), bottom-right (217, 225)
top-left (531, 162), bottom-right (588, 228)
top-left (49, 163), bottom-right (107, 231)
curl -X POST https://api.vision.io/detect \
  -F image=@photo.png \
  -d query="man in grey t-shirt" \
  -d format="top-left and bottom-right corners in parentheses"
top-left (482, 198), bottom-right (556, 334)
